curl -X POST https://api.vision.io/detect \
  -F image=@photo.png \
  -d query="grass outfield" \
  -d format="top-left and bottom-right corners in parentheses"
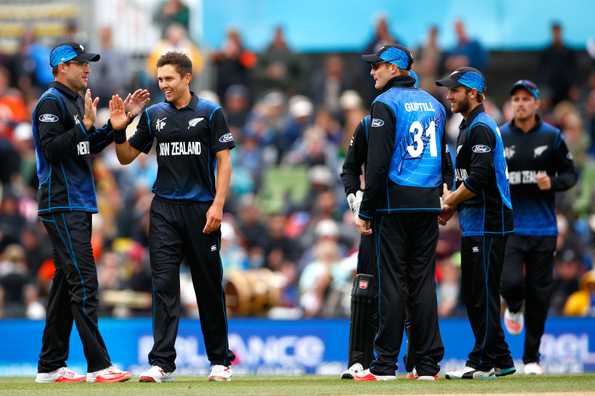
top-left (0, 375), bottom-right (595, 396)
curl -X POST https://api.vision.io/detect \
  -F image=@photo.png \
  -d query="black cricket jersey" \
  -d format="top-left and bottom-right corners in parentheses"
top-left (32, 82), bottom-right (114, 214)
top-left (341, 115), bottom-right (370, 196)
top-left (500, 117), bottom-right (577, 236)
top-left (454, 105), bottom-right (513, 237)
top-left (129, 94), bottom-right (235, 202)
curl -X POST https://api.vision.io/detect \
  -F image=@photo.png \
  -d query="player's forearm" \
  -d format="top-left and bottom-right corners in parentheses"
top-left (213, 152), bottom-right (232, 207)
top-left (444, 183), bottom-right (476, 207)
top-left (115, 141), bottom-right (139, 165)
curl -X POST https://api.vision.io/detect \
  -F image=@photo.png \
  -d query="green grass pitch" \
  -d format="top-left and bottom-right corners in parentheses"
top-left (1, 374), bottom-right (594, 395)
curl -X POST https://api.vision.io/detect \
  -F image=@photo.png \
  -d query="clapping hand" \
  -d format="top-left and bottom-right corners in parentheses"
top-left (82, 89), bottom-right (99, 130)
top-left (108, 94), bottom-right (128, 130)
top-left (123, 89), bottom-right (151, 120)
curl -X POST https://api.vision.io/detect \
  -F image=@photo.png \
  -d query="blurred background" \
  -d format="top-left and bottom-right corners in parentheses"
top-left (0, 0), bottom-right (594, 375)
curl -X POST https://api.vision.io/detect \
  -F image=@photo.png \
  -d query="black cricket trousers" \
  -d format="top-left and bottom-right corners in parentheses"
top-left (501, 235), bottom-right (556, 364)
top-left (148, 197), bottom-right (234, 372)
top-left (461, 235), bottom-right (514, 371)
top-left (370, 213), bottom-right (444, 377)
top-left (38, 211), bottom-right (111, 373)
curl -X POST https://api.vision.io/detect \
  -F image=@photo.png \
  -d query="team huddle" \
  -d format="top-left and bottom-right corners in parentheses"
top-left (31, 41), bottom-right (576, 383)
top-left (341, 44), bottom-right (576, 381)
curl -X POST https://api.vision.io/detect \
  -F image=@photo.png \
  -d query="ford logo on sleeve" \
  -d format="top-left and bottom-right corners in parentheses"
top-left (472, 144), bottom-right (491, 153)
top-left (39, 114), bottom-right (59, 123)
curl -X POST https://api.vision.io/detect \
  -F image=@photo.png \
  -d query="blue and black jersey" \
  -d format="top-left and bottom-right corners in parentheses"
top-left (454, 104), bottom-right (513, 236)
top-left (32, 82), bottom-right (114, 214)
top-left (500, 117), bottom-right (577, 236)
top-left (128, 94), bottom-right (235, 202)
top-left (359, 76), bottom-right (451, 217)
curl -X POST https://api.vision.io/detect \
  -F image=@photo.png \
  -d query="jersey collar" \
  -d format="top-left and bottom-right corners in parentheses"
top-left (379, 75), bottom-right (416, 94)
top-left (165, 92), bottom-right (198, 110)
top-left (49, 81), bottom-right (80, 100)
top-left (509, 114), bottom-right (543, 134)
top-left (459, 104), bottom-right (485, 130)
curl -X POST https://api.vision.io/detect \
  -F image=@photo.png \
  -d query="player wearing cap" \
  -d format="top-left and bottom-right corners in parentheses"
top-left (32, 42), bottom-right (146, 383)
top-left (437, 67), bottom-right (515, 379)
top-left (353, 45), bottom-right (450, 382)
top-left (500, 80), bottom-right (577, 375)
top-left (111, 52), bottom-right (235, 382)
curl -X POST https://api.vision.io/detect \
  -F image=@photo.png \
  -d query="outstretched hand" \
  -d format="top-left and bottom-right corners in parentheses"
top-left (83, 89), bottom-right (99, 129)
top-left (109, 94), bottom-right (129, 130)
top-left (123, 89), bottom-right (151, 120)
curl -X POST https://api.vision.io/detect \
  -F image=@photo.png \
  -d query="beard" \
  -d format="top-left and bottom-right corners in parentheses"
top-left (452, 95), bottom-right (471, 115)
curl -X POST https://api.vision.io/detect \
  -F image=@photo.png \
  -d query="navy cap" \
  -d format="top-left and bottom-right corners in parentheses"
top-left (49, 42), bottom-right (100, 68)
top-left (436, 67), bottom-right (486, 93)
top-left (362, 44), bottom-right (413, 70)
top-left (510, 79), bottom-right (540, 99)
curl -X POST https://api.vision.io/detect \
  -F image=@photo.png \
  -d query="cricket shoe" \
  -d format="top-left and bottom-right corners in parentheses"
top-left (405, 368), bottom-right (417, 379)
top-left (504, 308), bottom-right (524, 335)
top-left (139, 365), bottom-right (175, 383)
top-left (35, 367), bottom-right (86, 383)
top-left (445, 366), bottom-right (495, 380)
top-left (87, 365), bottom-right (131, 383)
top-left (340, 362), bottom-right (364, 379)
top-left (495, 366), bottom-right (516, 377)
top-left (354, 369), bottom-right (396, 381)
top-left (524, 362), bottom-right (544, 375)
top-left (208, 365), bottom-right (232, 381)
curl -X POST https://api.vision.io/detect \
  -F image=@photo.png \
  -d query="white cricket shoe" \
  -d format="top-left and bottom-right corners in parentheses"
top-left (445, 366), bottom-right (495, 380)
top-left (86, 365), bottom-right (131, 383)
top-left (504, 308), bottom-right (524, 335)
top-left (35, 367), bottom-right (86, 383)
top-left (139, 365), bottom-right (175, 383)
top-left (340, 362), bottom-right (364, 379)
top-left (524, 362), bottom-right (544, 375)
top-left (208, 365), bottom-right (232, 381)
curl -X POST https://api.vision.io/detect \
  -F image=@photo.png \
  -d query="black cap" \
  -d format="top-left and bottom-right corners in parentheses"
top-left (49, 42), bottom-right (100, 68)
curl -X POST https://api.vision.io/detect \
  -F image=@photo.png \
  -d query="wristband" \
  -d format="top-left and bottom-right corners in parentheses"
top-left (114, 129), bottom-right (126, 144)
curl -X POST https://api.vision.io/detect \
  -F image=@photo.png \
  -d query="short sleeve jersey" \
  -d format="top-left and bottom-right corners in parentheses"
top-left (129, 95), bottom-right (235, 201)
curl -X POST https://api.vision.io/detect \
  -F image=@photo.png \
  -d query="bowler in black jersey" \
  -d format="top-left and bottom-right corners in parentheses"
top-left (111, 52), bottom-right (235, 382)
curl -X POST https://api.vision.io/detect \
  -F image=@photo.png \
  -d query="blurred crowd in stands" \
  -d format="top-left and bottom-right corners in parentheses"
top-left (0, 0), bottom-right (594, 319)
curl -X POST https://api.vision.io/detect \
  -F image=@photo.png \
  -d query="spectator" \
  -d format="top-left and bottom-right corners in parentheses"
top-left (416, 25), bottom-right (442, 93)
top-left (539, 22), bottom-right (578, 105)
top-left (310, 55), bottom-right (351, 114)
top-left (146, 24), bottom-right (203, 85)
top-left (211, 28), bottom-right (256, 101)
top-left (153, 0), bottom-right (191, 35)
top-left (255, 25), bottom-right (301, 93)
top-left (563, 270), bottom-right (595, 316)
top-left (445, 19), bottom-right (488, 71)
top-left (90, 26), bottom-right (132, 107)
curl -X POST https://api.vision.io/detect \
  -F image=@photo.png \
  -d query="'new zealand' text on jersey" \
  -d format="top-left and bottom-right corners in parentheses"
top-left (129, 95), bottom-right (235, 201)
top-left (501, 117), bottom-right (577, 236)
top-left (455, 105), bottom-right (513, 236)
top-left (359, 76), bottom-right (450, 217)
top-left (32, 82), bottom-right (114, 214)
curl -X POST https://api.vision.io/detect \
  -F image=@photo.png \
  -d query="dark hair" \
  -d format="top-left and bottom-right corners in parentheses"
top-left (156, 52), bottom-right (193, 76)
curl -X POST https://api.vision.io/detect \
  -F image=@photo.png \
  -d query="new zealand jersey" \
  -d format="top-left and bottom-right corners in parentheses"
top-left (454, 105), bottom-right (513, 236)
top-left (501, 117), bottom-right (577, 236)
top-left (359, 76), bottom-right (451, 217)
top-left (129, 95), bottom-right (235, 202)
top-left (32, 82), bottom-right (114, 214)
